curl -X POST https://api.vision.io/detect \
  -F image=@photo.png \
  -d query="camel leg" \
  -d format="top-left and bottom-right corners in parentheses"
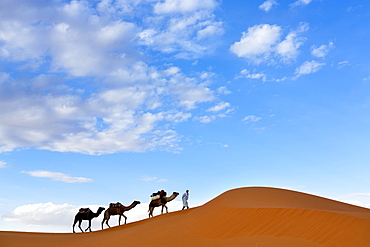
top-left (117, 214), bottom-right (127, 225)
top-left (78, 220), bottom-right (84, 233)
top-left (161, 205), bottom-right (168, 214)
top-left (105, 215), bottom-right (111, 228)
top-left (85, 220), bottom-right (91, 232)
top-left (148, 207), bottom-right (153, 218)
top-left (101, 218), bottom-right (105, 230)
top-left (151, 207), bottom-right (155, 217)
top-left (72, 218), bottom-right (78, 233)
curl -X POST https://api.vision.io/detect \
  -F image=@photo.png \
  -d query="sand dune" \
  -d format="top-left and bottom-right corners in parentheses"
top-left (1, 187), bottom-right (370, 247)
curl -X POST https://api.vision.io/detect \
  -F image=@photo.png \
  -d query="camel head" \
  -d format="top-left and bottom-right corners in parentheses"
top-left (167, 192), bottom-right (179, 201)
top-left (134, 201), bottom-right (141, 205)
top-left (97, 207), bottom-right (105, 213)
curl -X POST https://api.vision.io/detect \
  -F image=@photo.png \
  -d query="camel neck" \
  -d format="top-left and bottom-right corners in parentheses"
top-left (125, 202), bottom-right (138, 210)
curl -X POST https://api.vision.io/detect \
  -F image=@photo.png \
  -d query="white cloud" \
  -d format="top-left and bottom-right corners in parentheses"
top-left (138, 0), bottom-right (224, 58)
top-left (249, 73), bottom-right (266, 80)
top-left (311, 42), bottom-right (334, 58)
top-left (349, 193), bottom-right (370, 198)
top-left (290, 0), bottom-right (313, 8)
top-left (276, 23), bottom-right (308, 63)
top-left (0, 161), bottom-right (6, 168)
top-left (340, 200), bottom-right (370, 208)
top-left (230, 23), bottom-right (308, 64)
top-left (230, 24), bottom-right (281, 63)
top-left (338, 61), bottom-right (349, 69)
top-left (192, 101), bottom-right (233, 123)
top-left (21, 170), bottom-right (93, 183)
top-left (217, 86), bottom-right (232, 95)
top-left (334, 193), bottom-right (370, 209)
top-left (0, 81), bottom-right (183, 154)
top-left (164, 112), bottom-right (192, 123)
top-left (259, 0), bottom-right (278, 12)
top-left (141, 175), bottom-right (158, 181)
top-left (0, 1), bottom-right (137, 77)
top-left (49, 20), bottom-right (137, 77)
top-left (140, 175), bottom-right (167, 182)
top-left (295, 60), bottom-right (325, 78)
top-left (194, 115), bottom-right (216, 123)
top-left (197, 24), bottom-right (224, 40)
top-left (243, 115), bottom-right (262, 123)
top-left (0, 0), bottom-right (228, 153)
top-left (153, 0), bottom-right (217, 14)
top-left (2, 202), bottom-right (78, 228)
top-left (0, 21), bottom-right (48, 61)
top-left (156, 178), bottom-right (168, 182)
top-left (0, 1), bottom-right (228, 155)
top-left (236, 69), bottom-right (267, 81)
top-left (167, 74), bottom-right (215, 109)
top-left (274, 76), bottom-right (288, 82)
top-left (207, 102), bottom-right (230, 112)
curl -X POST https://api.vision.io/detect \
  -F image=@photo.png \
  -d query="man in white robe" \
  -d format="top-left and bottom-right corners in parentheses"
top-left (182, 190), bottom-right (189, 210)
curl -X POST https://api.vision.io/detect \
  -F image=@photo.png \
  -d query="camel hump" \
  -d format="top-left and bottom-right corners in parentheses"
top-left (79, 208), bottom-right (91, 213)
top-left (109, 202), bottom-right (123, 208)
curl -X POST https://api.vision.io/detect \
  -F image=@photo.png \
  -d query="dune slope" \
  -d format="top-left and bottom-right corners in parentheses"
top-left (1, 187), bottom-right (370, 247)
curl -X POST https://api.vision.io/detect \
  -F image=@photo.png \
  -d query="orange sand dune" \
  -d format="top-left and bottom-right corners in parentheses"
top-left (1, 187), bottom-right (370, 247)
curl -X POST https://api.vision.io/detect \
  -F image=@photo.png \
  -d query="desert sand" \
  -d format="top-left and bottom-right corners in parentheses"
top-left (1, 187), bottom-right (370, 247)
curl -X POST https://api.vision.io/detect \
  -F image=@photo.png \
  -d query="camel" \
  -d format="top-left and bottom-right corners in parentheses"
top-left (148, 192), bottom-right (179, 218)
top-left (72, 207), bottom-right (105, 233)
top-left (101, 201), bottom-right (141, 229)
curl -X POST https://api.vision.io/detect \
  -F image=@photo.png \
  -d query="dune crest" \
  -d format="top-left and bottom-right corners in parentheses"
top-left (1, 187), bottom-right (370, 247)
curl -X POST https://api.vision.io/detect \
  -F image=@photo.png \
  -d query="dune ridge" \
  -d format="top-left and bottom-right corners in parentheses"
top-left (1, 187), bottom-right (370, 247)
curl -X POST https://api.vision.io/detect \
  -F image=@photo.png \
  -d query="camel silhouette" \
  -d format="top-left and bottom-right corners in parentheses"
top-left (101, 201), bottom-right (141, 229)
top-left (148, 192), bottom-right (179, 218)
top-left (72, 207), bottom-right (105, 233)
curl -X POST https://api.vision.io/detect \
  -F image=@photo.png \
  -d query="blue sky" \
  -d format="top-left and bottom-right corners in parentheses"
top-left (1, 0), bottom-right (370, 232)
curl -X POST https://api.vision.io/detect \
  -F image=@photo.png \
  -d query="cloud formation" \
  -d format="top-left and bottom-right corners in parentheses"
top-left (259, 0), bottom-right (278, 12)
top-left (3, 202), bottom-right (78, 227)
top-left (276, 23), bottom-right (308, 62)
top-left (295, 60), bottom-right (325, 78)
top-left (236, 69), bottom-right (267, 82)
top-left (0, 161), bottom-right (6, 168)
top-left (140, 175), bottom-right (168, 182)
top-left (311, 42), bottom-right (334, 58)
top-left (230, 23), bottom-right (308, 64)
top-left (0, 0), bottom-right (229, 155)
top-left (243, 115), bottom-right (262, 123)
top-left (290, 0), bottom-right (313, 8)
top-left (153, 0), bottom-right (218, 14)
top-left (207, 102), bottom-right (231, 112)
top-left (139, 0), bottom-right (224, 58)
top-left (230, 24), bottom-right (281, 62)
top-left (21, 170), bottom-right (93, 183)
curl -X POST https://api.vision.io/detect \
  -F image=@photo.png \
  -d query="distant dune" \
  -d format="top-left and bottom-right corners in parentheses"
top-left (1, 187), bottom-right (370, 247)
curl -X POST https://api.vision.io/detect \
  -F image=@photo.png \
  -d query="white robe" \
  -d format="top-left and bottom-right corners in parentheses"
top-left (182, 192), bottom-right (189, 206)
